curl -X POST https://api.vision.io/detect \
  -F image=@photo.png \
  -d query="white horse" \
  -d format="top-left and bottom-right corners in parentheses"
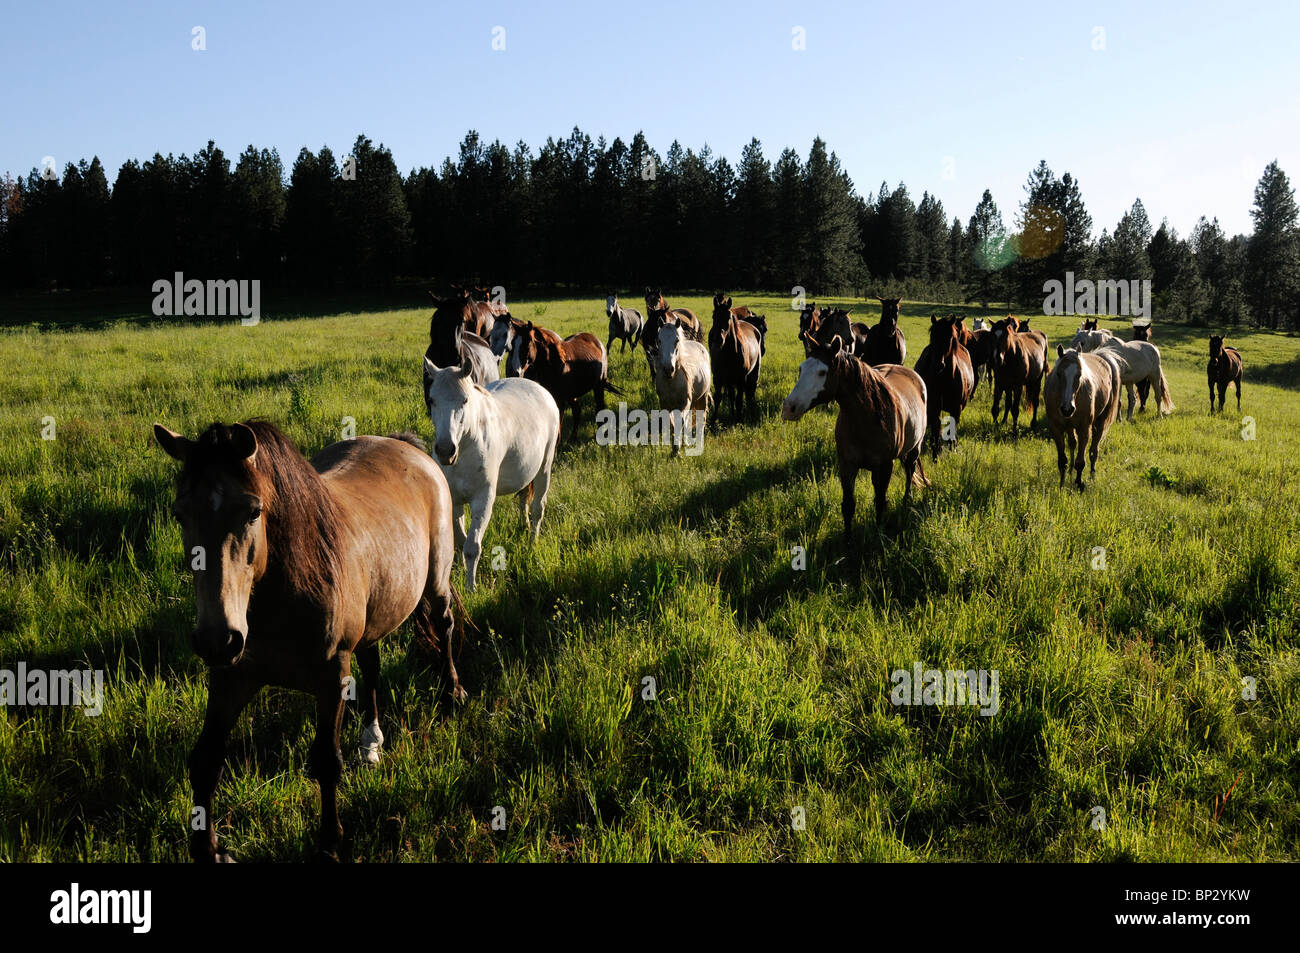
top-left (423, 358), bottom-right (560, 589)
top-left (1069, 328), bottom-right (1118, 352)
top-left (1094, 339), bottom-right (1174, 420)
top-left (653, 322), bottom-right (712, 455)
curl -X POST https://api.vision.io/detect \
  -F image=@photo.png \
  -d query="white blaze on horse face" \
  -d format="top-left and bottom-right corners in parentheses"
top-left (182, 485), bottom-right (265, 665)
top-left (657, 324), bottom-right (681, 376)
top-left (1059, 356), bottom-right (1081, 415)
top-left (782, 357), bottom-right (829, 420)
top-left (606, 296), bottom-right (618, 316)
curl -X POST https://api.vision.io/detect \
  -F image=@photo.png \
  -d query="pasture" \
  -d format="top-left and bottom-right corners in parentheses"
top-left (1, 296), bottom-right (1298, 861)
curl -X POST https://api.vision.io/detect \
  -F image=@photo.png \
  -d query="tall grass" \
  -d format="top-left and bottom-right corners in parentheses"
top-left (1, 297), bottom-right (1296, 860)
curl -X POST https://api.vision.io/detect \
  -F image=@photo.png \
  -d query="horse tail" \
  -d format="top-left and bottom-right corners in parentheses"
top-left (1157, 368), bottom-right (1174, 414)
top-left (603, 378), bottom-right (626, 397)
top-left (388, 430), bottom-right (428, 452)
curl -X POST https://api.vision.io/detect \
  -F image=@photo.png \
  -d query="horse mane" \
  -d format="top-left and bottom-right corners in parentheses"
top-left (831, 350), bottom-right (893, 419)
top-left (189, 420), bottom-right (342, 605)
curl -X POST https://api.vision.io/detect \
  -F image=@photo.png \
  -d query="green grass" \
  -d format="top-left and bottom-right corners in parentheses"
top-left (1, 295), bottom-right (1298, 861)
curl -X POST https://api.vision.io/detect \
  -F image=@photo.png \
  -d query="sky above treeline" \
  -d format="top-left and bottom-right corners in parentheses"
top-left (4, 0), bottom-right (1297, 239)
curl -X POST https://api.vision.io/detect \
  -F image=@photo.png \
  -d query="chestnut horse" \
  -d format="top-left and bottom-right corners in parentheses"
top-left (713, 291), bottom-right (756, 320)
top-left (1045, 347), bottom-right (1122, 488)
top-left (708, 296), bottom-right (764, 422)
top-left (915, 315), bottom-right (976, 460)
top-left (866, 296), bottom-right (907, 365)
top-left (153, 420), bottom-right (462, 862)
top-left (990, 316), bottom-right (1050, 434)
top-left (782, 332), bottom-right (929, 536)
top-left (510, 322), bottom-right (623, 438)
top-left (1208, 335), bottom-right (1244, 413)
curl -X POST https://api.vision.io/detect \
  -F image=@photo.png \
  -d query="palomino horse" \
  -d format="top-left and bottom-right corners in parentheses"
top-left (423, 359), bottom-right (560, 590)
top-left (1045, 347), bottom-right (1123, 488)
top-left (606, 294), bottom-right (644, 353)
top-left (915, 315), bottom-right (976, 460)
top-left (782, 332), bottom-right (929, 535)
top-left (1096, 338), bottom-right (1174, 420)
top-left (708, 296), bottom-right (763, 422)
top-left (428, 288), bottom-right (494, 367)
top-left (153, 420), bottom-right (463, 861)
top-left (1208, 335), bottom-right (1244, 413)
top-left (644, 287), bottom-right (704, 341)
top-left (510, 322), bottom-right (623, 440)
top-left (990, 316), bottom-right (1050, 433)
top-left (654, 322), bottom-right (712, 455)
top-left (865, 296), bottom-right (907, 365)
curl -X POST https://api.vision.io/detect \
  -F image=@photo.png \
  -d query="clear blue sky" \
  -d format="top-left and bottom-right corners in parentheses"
top-left (4, 0), bottom-right (1297, 238)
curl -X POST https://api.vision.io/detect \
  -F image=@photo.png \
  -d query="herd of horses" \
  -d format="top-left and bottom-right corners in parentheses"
top-left (150, 285), bottom-right (1248, 861)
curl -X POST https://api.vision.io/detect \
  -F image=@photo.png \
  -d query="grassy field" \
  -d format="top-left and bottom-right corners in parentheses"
top-left (1, 294), bottom-right (1298, 861)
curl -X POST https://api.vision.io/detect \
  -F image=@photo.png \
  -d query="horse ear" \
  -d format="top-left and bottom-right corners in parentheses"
top-left (1057, 345), bottom-right (1065, 357)
top-left (229, 423), bottom-right (258, 462)
top-left (153, 424), bottom-right (192, 462)
top-left (457, 362), bottom-right (473, 379)
top-left (424, 355), bottom-right (440, 377)
top-left (931, 314), bottom-right (938, 323)
top-left (830, 334), bottom-right (844, 353)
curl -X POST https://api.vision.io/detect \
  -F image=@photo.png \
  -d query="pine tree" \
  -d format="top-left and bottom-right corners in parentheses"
top-left (1245, 160), bottom-right (1300, 329)
top-left (965, 189), bottom-right (1010, 306)
top-left (801, 137), bottom-right (860, 294)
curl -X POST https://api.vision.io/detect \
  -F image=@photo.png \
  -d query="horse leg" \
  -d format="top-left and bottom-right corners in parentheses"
top-left (356, 641), bottom-right (384, 765)
top-left (1125, 382), bottom-right (1135, 422)
top-left (462, 490), bottom-right (496, 591)
top-left (870, 463), bottom-right (893, 523)
top-left (308, 665), bottom-right (349, 860)
top-left (839, 461), bottom-right (858, 541)
top-left (188, 668), bottom-right (260, 862)
top-left (528, 461), bottom-right (553, 541)
top-left (991, 380), bottom-right (1002, 424)
top-left (1087, 421), bottom-right (1104, 481)
top-left (424, 588), bottom-right (465, 707)
top-left (1074, 425), bottom-right (1089, 489)
top-left (1009, 388), bottom-right (1021, 437)
top-left (1053, 430), bottom-right (1068, 487)
top-left (1235, 378), bottom-right (1241, 413)
top-left (451, 500), bottom-right (467, 565)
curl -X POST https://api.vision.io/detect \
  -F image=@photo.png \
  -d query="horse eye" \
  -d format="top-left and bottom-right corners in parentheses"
top-left (248, 504), bottom-right (262, 523)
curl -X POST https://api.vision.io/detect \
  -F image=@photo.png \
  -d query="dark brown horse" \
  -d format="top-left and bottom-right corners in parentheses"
top-left (708, 296), bottom-right (764, 422)
top-left (804, 306), bottom-right (854, 357)
top-left (915, 315), bottom-right (976, 459)
top-left (1130, 321), bottom-right (1154, 408)
top-left (428, 288), bottom-right (493, 368)
top-left (1208, 335), bottom-right (1243, 413)
top-left (1081, 317), bottom-right (1099, 331)
top-left (644, 288), bottom-right (704, 341)
top-left (990, 316), bottom-right (1050, 433)
top-left (713, 291), bottom-right (756, 321)
top-left (956, 317), bottom-right (995, 391)
top-left (866, 296), bottom-right (908, 365)
top-left (153, 420), bottom-right (462, 862)
top-left (782, 332), bottom-right (929, 536)
top-left (511, 322), bottom-right (623, 438)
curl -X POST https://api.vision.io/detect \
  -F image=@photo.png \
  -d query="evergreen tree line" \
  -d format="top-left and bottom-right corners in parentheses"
top-left (2, 130), bottom-right (1297, 329)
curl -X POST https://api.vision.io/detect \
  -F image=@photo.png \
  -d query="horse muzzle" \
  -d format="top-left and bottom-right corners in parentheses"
top-left (192, 627), bottom-right (246, 667)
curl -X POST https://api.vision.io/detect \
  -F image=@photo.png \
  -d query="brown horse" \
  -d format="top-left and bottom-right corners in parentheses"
top-left (804, 306), bottom-right (854, 357)
top-left (956, 317), bottom-right (995, 391)
top-left (511, 322), bottom-right (623, 438)
top-left (990, 316), bottom-right (1050, 433)
top-left (915, 315), bottom-right (976, 460)
top-left (1081, 317), bottom-right (1099, 331)
top-left (713, 291), bottom-right (756, 321)
top-left (782, 332), bottom-right (929, 536)
top-left (1208, 335), bottom-right (1243, 413)
top-left (708, 296), bottom-right (764, 422)
top-left (866, 296), bottom-right (908, 365)
top-left (1045, 347), bottom-right (1122, 488)
top-left (644, 287), bottom-right (704, 341)
top-left (428, 288), bottom-right (493, 367)
top-left (153, 420), bottom-right (462, 862)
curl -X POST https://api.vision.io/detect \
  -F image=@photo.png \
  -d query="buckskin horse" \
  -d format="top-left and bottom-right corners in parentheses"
top-left (782, 332), bottom-right (929, 536)
top-left (1208, 335), bottom-right (1244, 413)
top-left (153, 420), bottom-right (463, 862)
top-left (1045, 347), bottom-right (1123, 488)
